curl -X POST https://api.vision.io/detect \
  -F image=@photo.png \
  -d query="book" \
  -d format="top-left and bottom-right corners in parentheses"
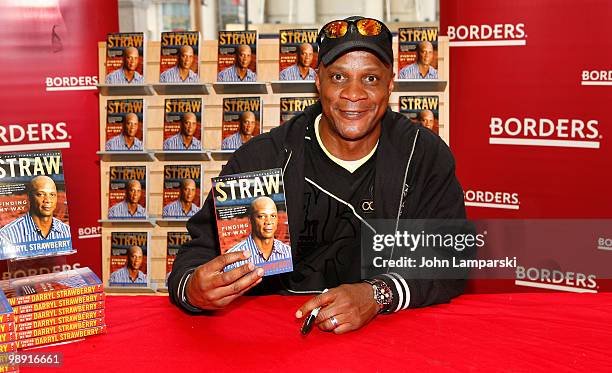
top-left (0, 322), bottom-right (13, 333)
top-left (0, 341), bottom-right (16, 353)
top-left (0, 150), bottom-right (73, 260)
top-left (0, 331), bottom-right (13, 344)
top-left (279, 29), bottom-right (318, 81)
top-left (14, 317), bottom-right (104, 341)
top-left (217, 31), bottom-right (257, 82)
top-left (105, 32), bottom-right (145, 84)
top-left (397, 27), bottom-right (439, 79)
top-left (399, 96), bottom-right (440, 134)
top-left (17, 325), bottom-right (106, 349)
top-left (159, 31), bottom-right (200, 83)
top-left (280, 97), bottom-right (317, 125)
top-left (15, 301), bottom-right (104, 324)
top-left (109, 231), bottom-right (149, 287)
top-left (163, 98), bottom-right (203, 151)
top-left (162, 165), bottom-right (201, 219)
top-left (211, 168), bottom-right (293, 276)
top-left (0, 267), bottom-right (102, 307)
top-left (108, 166), bottom-right (148, 219)
top-left (15, 309), bottom-right (104, 332)
top-left (221, 97), bottom-right (262, 150)
top-left (105, 99), bottom-right (145, 152)
top-left (0, 290), bottom-right (13, 324)
top-left (12, 292), bottom-right (105, 315)
top-left (166, 232), bottom-right (190, 287)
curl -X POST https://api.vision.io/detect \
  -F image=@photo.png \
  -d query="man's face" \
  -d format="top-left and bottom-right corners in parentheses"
top-left (298, 44), bottom-right (314, 68)
top-left (124, 48), bottom-right (139, 72)
top-left (250, 199), bottom-right (278, 240)
top-left (315, 50), bottom-right (394, 141)
top-left (126, 182), bottom-right (142, 204)
top-left (179, 46), bottom-right (194, 69)
top-left (419, 111), bottom-right (435, 130)
top-left (123, 114), bottom-right (139, 137)
top-left (418, 42), bottom-right (434, 66)
top-left (236, 46), bottom-right (252, 69)
top-left (181, 114), bottom-right (197, 137)
top-left (240, 112), bottom-right (256, 136)
top-left (128, 247), bottom-right (143, 270)
top-left (179, 180), bottom-right (196, 203)
top-left (29, 178), bottom-right (58, 218)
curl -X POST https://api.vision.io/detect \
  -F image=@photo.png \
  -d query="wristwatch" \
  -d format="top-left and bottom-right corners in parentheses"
top-left (362, 278), bottom-right (393, 313)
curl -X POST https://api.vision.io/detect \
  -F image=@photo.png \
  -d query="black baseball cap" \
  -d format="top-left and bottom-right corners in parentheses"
top-left (317, 16), bottom-right (393, 67)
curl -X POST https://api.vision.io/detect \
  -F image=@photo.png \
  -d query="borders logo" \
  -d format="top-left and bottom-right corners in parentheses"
top-left (598, 237), bottom-right (612, 251)
top-left (45, 76), bottom-right (98, 92)
top-left (489, 116), bottom-right (601, 149)
top-left (515, 266), bottom-right (598, 293)
top-left (447, 23), bottom-right (526, 47)
top-left (464, 189), bottom-right (519, 210)
top-left (0, 121), bottom-right (70, 152)
top-left (581, 69), bottom-right (612, 86)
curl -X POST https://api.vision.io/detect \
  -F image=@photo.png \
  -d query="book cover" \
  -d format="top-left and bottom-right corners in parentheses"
top-left (15, 300), bottom-right (105, 324)
top-left (109, 231), bottom-right (149, 287)
top-left (0, 290), bottom-right (13, 324)
top-left (15, 309), bottom-right (104, 332)
top-left (166, 232), bottom-right (190, 287)
top-left (397, 27), bottom-right (439, 79)
top-left (105, 32), bottom-right (145, 84)
top-left (162, 165), bottom-right (201, 219)
top-left (15, 317), bottom-right (104, 341)
top-left (13, 292), bottom-right (104, 315)
top-left (399, 95), bottom-right (440, 134)
top-left (279, 29), bottom-right (318, 81)
top-left (159, 31), bottom-right (200, 83)
top-left (0, 151), bottom-right (73, 260)
top-left (105, 99), bottom-right (145, 152)
top-left (17, 325), bottom-right (106, 349)
top-left (221, 97), bottom-right (261, 150)
top-left (217, 31), bottom-right (257, 82)
top-left (163, 98), bottom-right (202, 151)
top-left (280, 97), bottom-right (317, 125)
top-left (0, 267), bottom-right (102, 306)
top-left (211, 168), bottom-right (293, 276)
top-left (108, 166), bottom-right (147, 219)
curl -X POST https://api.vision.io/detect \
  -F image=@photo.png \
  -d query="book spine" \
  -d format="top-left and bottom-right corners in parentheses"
top-left (0, 321), bottom-right (14, 333)
top-left (17, 325), bottom-right (107, 349)
top-left (15, 309), bottom-right (104, 332)
top-left (15, 301), bottom-right (104, 323)
top-left (8, 284), bottom-right (103, 306)
top-left (0, 331), bottom-right (15, 343)
top-left (0, 313), bottom-right (13, 324)
top-left (13, 292), bottom-right (105, 315)
top-left (16, 317), bottom-right (105, 340)
top-left (0, 340), bottom-right (17, 353)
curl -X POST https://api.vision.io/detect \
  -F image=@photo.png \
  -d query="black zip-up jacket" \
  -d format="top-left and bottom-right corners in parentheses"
top-left (169, 101), bottom-right (467, 313)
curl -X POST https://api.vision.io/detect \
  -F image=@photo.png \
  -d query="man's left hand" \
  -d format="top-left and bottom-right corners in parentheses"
top-left (295, 283), bottom-right (378, 334)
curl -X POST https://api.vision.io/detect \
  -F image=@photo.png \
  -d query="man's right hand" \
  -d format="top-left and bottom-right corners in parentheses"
top-left (185, 250), bottom-right (264, 310)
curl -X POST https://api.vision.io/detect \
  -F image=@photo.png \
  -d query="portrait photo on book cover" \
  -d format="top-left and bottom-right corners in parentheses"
top-left (105, 32), bottom-right (145, 85)
top-left (109, 232), bottom-right (148, 286)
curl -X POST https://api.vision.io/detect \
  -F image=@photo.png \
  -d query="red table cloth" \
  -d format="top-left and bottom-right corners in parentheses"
top-left (19, 293), bottom-right (612, 372)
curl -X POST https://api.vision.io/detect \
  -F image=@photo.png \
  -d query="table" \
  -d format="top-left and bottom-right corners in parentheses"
top-left (20, 293), bottom-right (612, 372)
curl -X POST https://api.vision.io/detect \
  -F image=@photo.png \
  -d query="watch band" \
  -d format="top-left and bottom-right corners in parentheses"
top-left (362, 278), bottom-right (393, 313)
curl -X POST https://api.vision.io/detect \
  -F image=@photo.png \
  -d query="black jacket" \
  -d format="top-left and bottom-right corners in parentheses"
top-left (168, 101), bottom-right (467, 313)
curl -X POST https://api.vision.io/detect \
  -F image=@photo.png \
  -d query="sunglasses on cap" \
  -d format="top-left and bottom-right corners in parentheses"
top-left (317, 18), bottom-right (392, 44)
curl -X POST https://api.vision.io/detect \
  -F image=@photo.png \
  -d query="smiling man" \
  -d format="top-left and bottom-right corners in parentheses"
top-left (159, 45), bottom-right (199, 83)
top-left (105, 46), bottom-right (144, 84)
top-left (170, 16), bottom-right (466, 334)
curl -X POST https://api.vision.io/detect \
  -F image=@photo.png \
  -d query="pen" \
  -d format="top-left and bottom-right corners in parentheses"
top-left (300, 288), bottom-right (328, 336)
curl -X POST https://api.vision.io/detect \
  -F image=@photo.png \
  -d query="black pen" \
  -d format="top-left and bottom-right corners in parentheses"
top-left (300, 289), bottom-right (328, 336)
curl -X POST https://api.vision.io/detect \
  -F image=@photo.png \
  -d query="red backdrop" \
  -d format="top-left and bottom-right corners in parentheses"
top-left (0, 0), bottom-right (118, 278)
top-left (440, 0), bottom-right (612, 293)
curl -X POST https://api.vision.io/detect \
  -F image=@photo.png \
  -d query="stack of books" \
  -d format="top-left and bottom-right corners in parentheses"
top-left (0, 289), bottom-right (17, 372)
top-left (0, 268), bottom-right (106, 350)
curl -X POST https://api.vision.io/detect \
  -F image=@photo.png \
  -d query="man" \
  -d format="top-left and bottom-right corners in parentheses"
top-left (108, 179), bottom-right (146, 218)
top-left (217, 44), bottom-right (256, 82)
top-left (169, 16), bottom-right (466, 334)
top-left (224, 196), bottom-right (291, 273)
top-left (398, 40), bottom-right (438, 79)
top-left (159, 45), bottom-right (199, 83)
top-left (0, 176), bottom-right (71, 245)
top-left (163, 112), bottom-right (201, 150)
top-left (105, 113), bottom-right (143, 151)
top-left (221, 111), bottom-right (257, 150)
top-left (279, 43), bottom-right (316, 81)
top-left (162, 178), bottom-right (200, 218)
top-left (105, 46), bottom-right (145, 84)
top-left (417, 109), bottom-right (435, 131)
top-left (109, 245), bottom-right (147, 284)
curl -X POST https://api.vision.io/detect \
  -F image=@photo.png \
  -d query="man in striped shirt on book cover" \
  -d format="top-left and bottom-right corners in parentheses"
top-left (105, 47), bottom-right (145, 84)
top-left (0, 176), bottom-right (71, 256)
top-left (109, 245), bottom-right (147, 285)
top-left (398, 41), bottom-right (438, 79)
top-left (162, 178), bottom-right (200, 218)
top-left (279, 43), bottom-right (316, 81)
top-left (221, 111), bottom-right (256, 150)
top-left (106, 113), bottom-right (143, 151)
top-left (224, 197), bottom-right (291, 274)
top-left (217, 44), bottom-right (257, 82)
top-left (108, 180), bottom-right (146, 218)
top-left (159, 45), bottom-right (199, 83)
top-left (163, 112), bottom-right (201, 150)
